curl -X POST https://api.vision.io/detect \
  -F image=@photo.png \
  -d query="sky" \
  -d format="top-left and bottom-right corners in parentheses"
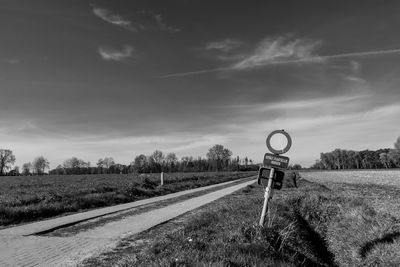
top-left (1, 0), bottom-right (400, 169)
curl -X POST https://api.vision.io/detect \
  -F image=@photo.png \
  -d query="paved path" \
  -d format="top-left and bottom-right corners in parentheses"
top-left (1, 177), bottom-right (253, 236)
top-left (0, 178), bottom-right (256, 266)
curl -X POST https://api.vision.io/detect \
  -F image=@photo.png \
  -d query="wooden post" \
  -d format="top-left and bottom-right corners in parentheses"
top-left (160, 172), bottom-right (164, 186)
top-left (259, 167), bottom-right (275, 226)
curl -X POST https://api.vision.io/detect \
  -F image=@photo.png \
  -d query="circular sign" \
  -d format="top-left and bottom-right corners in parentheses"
top-left (266, 130), bottom-right (292, 155)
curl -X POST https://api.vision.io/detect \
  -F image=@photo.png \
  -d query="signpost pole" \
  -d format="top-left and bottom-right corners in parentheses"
top-left (259, 167), bottom-right (275, 226)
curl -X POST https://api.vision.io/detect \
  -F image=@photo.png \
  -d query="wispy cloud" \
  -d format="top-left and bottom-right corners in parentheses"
top-left (152, 13), bottom-right (181, 33)
top-left (233, 37), bottom-right (321, 69)
top-left (93, 7), bottom-right (137, 31)
top-left (160, 35), bottom-right (400, 78)
top-left (92, 7), bottom-right (180, 33)
top-left (219, 94), bottom-right (369, 112)
top-left (205, 39), bottom-right (243, 53)
top-left (98, 45), bottom-right (134, 61)
top-left (343, 75), bottom-right (366, 84)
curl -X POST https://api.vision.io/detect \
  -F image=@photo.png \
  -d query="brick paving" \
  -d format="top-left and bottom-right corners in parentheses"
top-left (0, 178), bottom-right (255, 266)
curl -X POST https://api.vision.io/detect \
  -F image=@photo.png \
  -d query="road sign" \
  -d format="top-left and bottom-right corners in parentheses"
top-left (259, 129), bottom-right (293, 227)
top-left (263, 153), bottom-right (290, 169)
top-left (258, 167), bottom-right (285, 190)
top-left (266, 129), bottom-right (292, 155)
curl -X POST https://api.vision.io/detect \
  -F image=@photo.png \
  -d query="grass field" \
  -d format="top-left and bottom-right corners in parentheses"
top-left (82, 170), bottom-right (400, 267)
top-left (0, 171), bottom-right (255, 227)
top-left (300, 169), bottom-right (400, 187)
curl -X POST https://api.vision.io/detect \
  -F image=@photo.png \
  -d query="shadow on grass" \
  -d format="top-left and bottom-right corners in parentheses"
top-left (293, 210), bottom-right (338, 267)
top-left (360, 231), bottom-right (400, 258)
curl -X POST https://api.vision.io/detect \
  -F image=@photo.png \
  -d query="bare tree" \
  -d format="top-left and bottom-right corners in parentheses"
top-left (0, 149), bottom-right (16, 176)
top-left (206, 144), bottom-right (232, 171)
top-left (102, 157), bottom-right (115, 168)
top-left (63, 157), bottom-right (89, 168)
top-left (96, 157), bottom-right (115, 173)
top-left (32, 156), bottom-right (50, 175)
top-left (150, 150), bottom-right (164, 164)
top-left (22, 162), bottom-right (32, 175)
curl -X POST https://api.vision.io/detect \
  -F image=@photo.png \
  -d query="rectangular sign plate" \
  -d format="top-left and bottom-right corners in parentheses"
top-left (263, 153), bottom-right (290, 169)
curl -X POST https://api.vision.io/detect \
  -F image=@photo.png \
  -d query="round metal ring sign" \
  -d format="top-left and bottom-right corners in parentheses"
top-left (266, 130), bottom-right (292, 155)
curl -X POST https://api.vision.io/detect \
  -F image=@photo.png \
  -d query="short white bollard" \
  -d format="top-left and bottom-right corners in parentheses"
top-left (160, 172), bottom-right (164, 186)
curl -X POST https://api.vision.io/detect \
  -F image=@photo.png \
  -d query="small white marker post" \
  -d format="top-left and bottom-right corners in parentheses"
top-left (259, 167), bottom-right (275, 226)
top-left (160, 172), bottom-right (164, 186)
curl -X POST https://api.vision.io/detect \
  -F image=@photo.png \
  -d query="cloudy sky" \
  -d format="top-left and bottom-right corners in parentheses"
top-left (1, 0), bottom-right (400, 168)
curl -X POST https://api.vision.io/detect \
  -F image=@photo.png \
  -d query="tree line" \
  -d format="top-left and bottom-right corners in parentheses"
top-left (0, 144), bottom-right (258, 176)
top-left (310, 136), bottom-right (400, 170)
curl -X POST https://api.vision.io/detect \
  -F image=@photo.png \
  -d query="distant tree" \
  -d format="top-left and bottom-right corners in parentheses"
top-left (165, 153), bottom-right (178, 172)
top-left (32, 156), bottom-right (49, 175)
top-left (388, 149), bottom-right (400, 167)
top-left (63, 157), bottom-right (89, 169)
top-left (206, 144), bottom-right (232, 171)
top-left (291, 164), bottom-right (302, 170)
top-left (13, 166), bottom-right (20, 175)
top-left (55, 164), bottom-right (65, 175)
top-left (314, 143), bottom-right (400, 169)
top-left (310, 160), bottom-right (324, 169)
top-left (96, 157), bottom-right (115, 173)
top-left (22, 162), bottom-right (32, 175)
top-left (102, 157), bottom-right (115, 168)
top-left (148, 150), bottom-right (164, 173)
top-left (379, 153), bottom-right (390, 168)
top-left (395, 136), bottom-right (400, 150)
top-left (97, 158), bottom-right (104, 168)
top-left (0, 149), bottom-right (16, 176)
top-left (7, 166), bottom-right (20, 176)
top-left (61, 157), bottom-right (90, 174)
top-left (150, 150), bottom-right (164, 165)
top-left (133, 154), bottom-right (148, 173)
top-left (180, 156), bottom-right (193, 172)
top-left (165, 153), bottom-right (177, 164)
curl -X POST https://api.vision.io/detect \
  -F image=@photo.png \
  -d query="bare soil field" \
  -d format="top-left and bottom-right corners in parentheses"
top-left (0, 171), bottom-right (255, 227)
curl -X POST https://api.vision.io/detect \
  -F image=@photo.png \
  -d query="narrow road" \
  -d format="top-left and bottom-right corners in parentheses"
top-left (0, 178), bottom-right (256, 266)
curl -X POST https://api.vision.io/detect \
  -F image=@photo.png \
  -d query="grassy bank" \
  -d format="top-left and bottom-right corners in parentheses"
top-left (0, 171), bottom-right (255, 227)
top-left (83, 178), bottom-right (400, 266)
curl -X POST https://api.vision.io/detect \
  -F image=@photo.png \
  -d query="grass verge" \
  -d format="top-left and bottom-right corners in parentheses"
top-left (82, 179), bottom-right (400, 267)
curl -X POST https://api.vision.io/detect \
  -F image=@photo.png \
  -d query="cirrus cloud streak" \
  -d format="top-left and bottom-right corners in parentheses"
top-left (98, 45), bottom-right (134, 61)
top-left (93, 7), bottom-right (138, 31)
top-left (160, 35), bottom-right (400, 78)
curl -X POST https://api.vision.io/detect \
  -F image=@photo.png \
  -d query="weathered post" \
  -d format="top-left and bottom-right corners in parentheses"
top-left (259, 167), bottom-right (274, 226)
top-left (160, 172), bottom-right (164, 186)
top-left (258, 129), bottom-right (292, 227)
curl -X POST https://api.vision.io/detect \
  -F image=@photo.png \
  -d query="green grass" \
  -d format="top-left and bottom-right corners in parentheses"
top-left (0, 171), bottom-right (255, 227)
top-left (82, 177), bottom-right (400, 267)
